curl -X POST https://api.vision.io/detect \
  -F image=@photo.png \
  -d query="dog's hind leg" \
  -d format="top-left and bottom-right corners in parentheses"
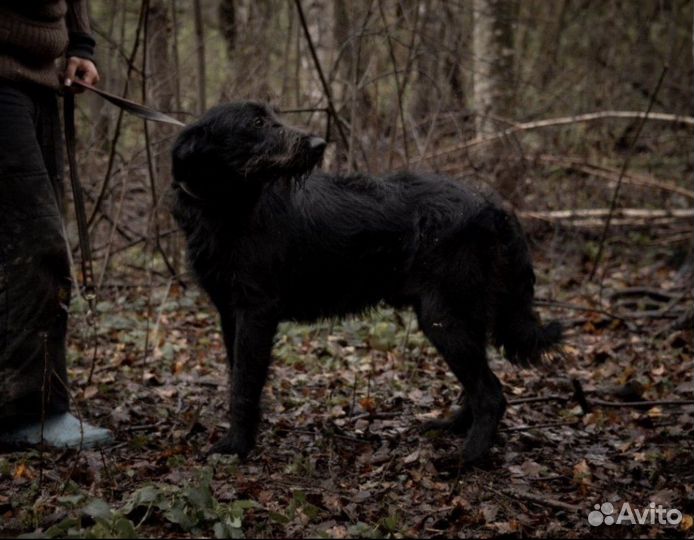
top-left (209, 309), bottom-right (277, 458)
top-left (416, 295), bottom-right (506, 463)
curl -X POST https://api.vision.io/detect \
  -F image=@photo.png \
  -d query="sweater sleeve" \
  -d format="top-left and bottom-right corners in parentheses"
top-left (65, 0), bottom-right (96, 61)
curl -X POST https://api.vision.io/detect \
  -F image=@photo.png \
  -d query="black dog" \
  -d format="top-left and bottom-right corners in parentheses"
top-left (171, 101), bottom-right (562, 462)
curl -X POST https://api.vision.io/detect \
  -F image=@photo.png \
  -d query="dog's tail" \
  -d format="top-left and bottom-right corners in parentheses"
top-left (483, 207), bottom-right (563, 367)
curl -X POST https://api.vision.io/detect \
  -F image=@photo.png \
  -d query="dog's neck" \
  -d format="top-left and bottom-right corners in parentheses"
top-left (173, 181), bottom-right (274, 233)
top-left (173, 178), bottom-right (264, 205)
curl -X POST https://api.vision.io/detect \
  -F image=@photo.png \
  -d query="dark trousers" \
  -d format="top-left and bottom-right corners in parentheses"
top-left (0, 82), bottom-right (71, 425)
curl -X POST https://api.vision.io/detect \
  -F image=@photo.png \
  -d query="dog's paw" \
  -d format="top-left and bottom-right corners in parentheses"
top-left (461, 422), bottom-right (498, 464)
top-left (206, 433), bottom-right (253, 460)
top-left (419, 406), bottom-right (473, 436)
top-left (461, 437), bottom-right (491, 464)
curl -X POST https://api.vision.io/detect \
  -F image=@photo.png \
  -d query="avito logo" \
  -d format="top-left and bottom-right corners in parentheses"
top-left (588, 501), bottom-right (682, 527)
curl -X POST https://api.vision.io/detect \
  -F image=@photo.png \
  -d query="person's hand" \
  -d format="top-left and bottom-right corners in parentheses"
top-left (64, 57), bottom-right (100, 92)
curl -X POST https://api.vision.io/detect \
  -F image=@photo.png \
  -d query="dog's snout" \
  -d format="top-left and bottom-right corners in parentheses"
top-left (309, 136), bottom-right (327, 153)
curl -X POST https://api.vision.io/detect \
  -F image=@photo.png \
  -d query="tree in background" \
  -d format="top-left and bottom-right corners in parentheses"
top-left (472, 0), bottom-right (518, 202)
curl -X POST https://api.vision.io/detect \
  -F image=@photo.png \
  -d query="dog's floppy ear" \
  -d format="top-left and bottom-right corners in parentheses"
top-left (172, 123), bottom-right (208, 186)
top-left (172, 123), bottom-right (223, 201)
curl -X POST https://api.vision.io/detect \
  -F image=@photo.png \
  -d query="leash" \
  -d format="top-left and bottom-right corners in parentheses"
top-left (63, 82), bottom-right (185, 381)
top-left (71, 80), bottom-right (186, 126)
top-left (63, 91), bottom-right (96, 313)
top-left (64, 90), bottom-right (100, 382)
top-left (63, 80), bottom-right (186, 299)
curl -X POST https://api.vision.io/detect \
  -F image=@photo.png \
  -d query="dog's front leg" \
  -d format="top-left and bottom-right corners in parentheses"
top-left (219, 309), bottom-right (236, 371)
top-left (209, 309), bottom-right (277, 458)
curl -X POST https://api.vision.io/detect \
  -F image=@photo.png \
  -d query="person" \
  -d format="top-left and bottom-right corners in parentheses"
top-left (0, 0), bottom-right (112, 448)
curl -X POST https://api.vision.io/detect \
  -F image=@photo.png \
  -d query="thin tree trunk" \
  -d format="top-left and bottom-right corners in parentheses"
top-left (220, 0), bottom-right (273, 100)
top-left (473, 0), bottom-right (515, 135)
top-left (193, 0), bottom-right (207, 114)
top-left (443, 1), bottom-right (465, 108)
top-left (170, 0), bottom-right (182, 115)
top-left (146, 0), bottom-right (178, 263)
top-left (218, 0), bottom-right (236, 59)
top-left (334, 0), bottom-right (374, 171)
top-left (333, 0), bottom-right (350, 102)
top-left (473, 0), bottom-right (518, 200)
top-left (413, 0), bottom-right (440, 120)
top-left (685, 4), bottom-right (694, 276)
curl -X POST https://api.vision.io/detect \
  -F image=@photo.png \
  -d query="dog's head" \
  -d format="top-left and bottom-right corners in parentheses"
top-left (172, 101), bottom-right (326, 200)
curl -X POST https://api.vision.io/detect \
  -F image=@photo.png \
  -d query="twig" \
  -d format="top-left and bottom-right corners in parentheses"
top-left (413, 108), bottom-right (692, 164)
top-left (51, 371), bottom-right (86, 495)
top-left (521, 208), bottom-right (693, 220)
top-left (524, 217), bottom-right (688, 230)
top-left (588, 398), bottom-right (694, 408)
top-left (281, 107), bottom-right (330, 114)
top-left (348, 411), bottom-right (400, 422)
top-left (92, 227), bottom-right (180, 257)
top-left (508, 392), bottom-right (694, 409)
top-left (149, 277), bottom-right (174, 357)
top-left (521, 208), bottom-right (692, 230)
top-left (610, 287), bottom-right (678, 302)
top-left (609, 289), bottom-right (689, 320)
top-left (377, 0), bottom-right (410, 166)
top-left (99, 448), bottom-right (117, 493)
top-left (617, 309), bottom-right (684, 320)
top-left (500, 488), bottom-right (580, 513)
top-left (537, 154), bottom-right (694, 200)
top-left (507, 395), bottom-right (567, 405)
top-left (90, 22), bottom-right (144, 73)
top-left (500, 420), bottom-right (580, 432)
top-left (669, 307), bottom-right (694, 331)
top-left (590, 65), bottom-right (668, 280)
top-left (399, 312), bottom-right (415, 354)
top-left (141, 0), bottom-right (156, 369)
top-left (38, 334), bottom-right (49, 491)
top-left (125, 422), bottom-right (164, 433)
top-left (87, 0), bottom-right (148, 228)
top-left (96, 161), bottom-right (129, 288)
top-left (534, 298), bottom-right (625, 322)
top-left (349, 373), bottom-right (358, 417)
top-left (294, 0), bottom-right (349, 150)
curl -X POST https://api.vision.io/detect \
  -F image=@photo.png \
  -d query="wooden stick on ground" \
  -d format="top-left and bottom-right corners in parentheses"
top-left (500, 420), bottom-right (580, 432)
top-left (507, 390), bottom-right (694, 409)
top-left (520, 208), bottom-right (694, 220)
top-left (500, 488), bottom-right (581, 514)
top-left (589, 398), bottom-right (694, 408)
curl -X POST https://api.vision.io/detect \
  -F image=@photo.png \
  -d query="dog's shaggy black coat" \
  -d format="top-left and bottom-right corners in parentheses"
top-left (171, 101), bottom-right (562, 462)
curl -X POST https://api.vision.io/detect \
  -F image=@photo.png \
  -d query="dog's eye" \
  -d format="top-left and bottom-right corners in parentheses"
top-left (253, 117), bottom-right (265, 128)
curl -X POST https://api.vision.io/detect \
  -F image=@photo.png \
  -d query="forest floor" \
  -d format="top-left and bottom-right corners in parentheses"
top-left (0, 228), bottom-right (692, 539)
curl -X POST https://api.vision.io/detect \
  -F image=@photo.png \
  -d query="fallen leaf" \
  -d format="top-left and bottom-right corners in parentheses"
top-left (403, 450), bottom-right (420, 464)
top-left (573, 459), bottom-right (592, 486)
top-left (84, 385), bottom-right (99, 399)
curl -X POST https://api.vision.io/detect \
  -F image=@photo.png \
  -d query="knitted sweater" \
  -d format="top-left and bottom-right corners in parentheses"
top-left (0, 0), bottom-right (95, 90)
